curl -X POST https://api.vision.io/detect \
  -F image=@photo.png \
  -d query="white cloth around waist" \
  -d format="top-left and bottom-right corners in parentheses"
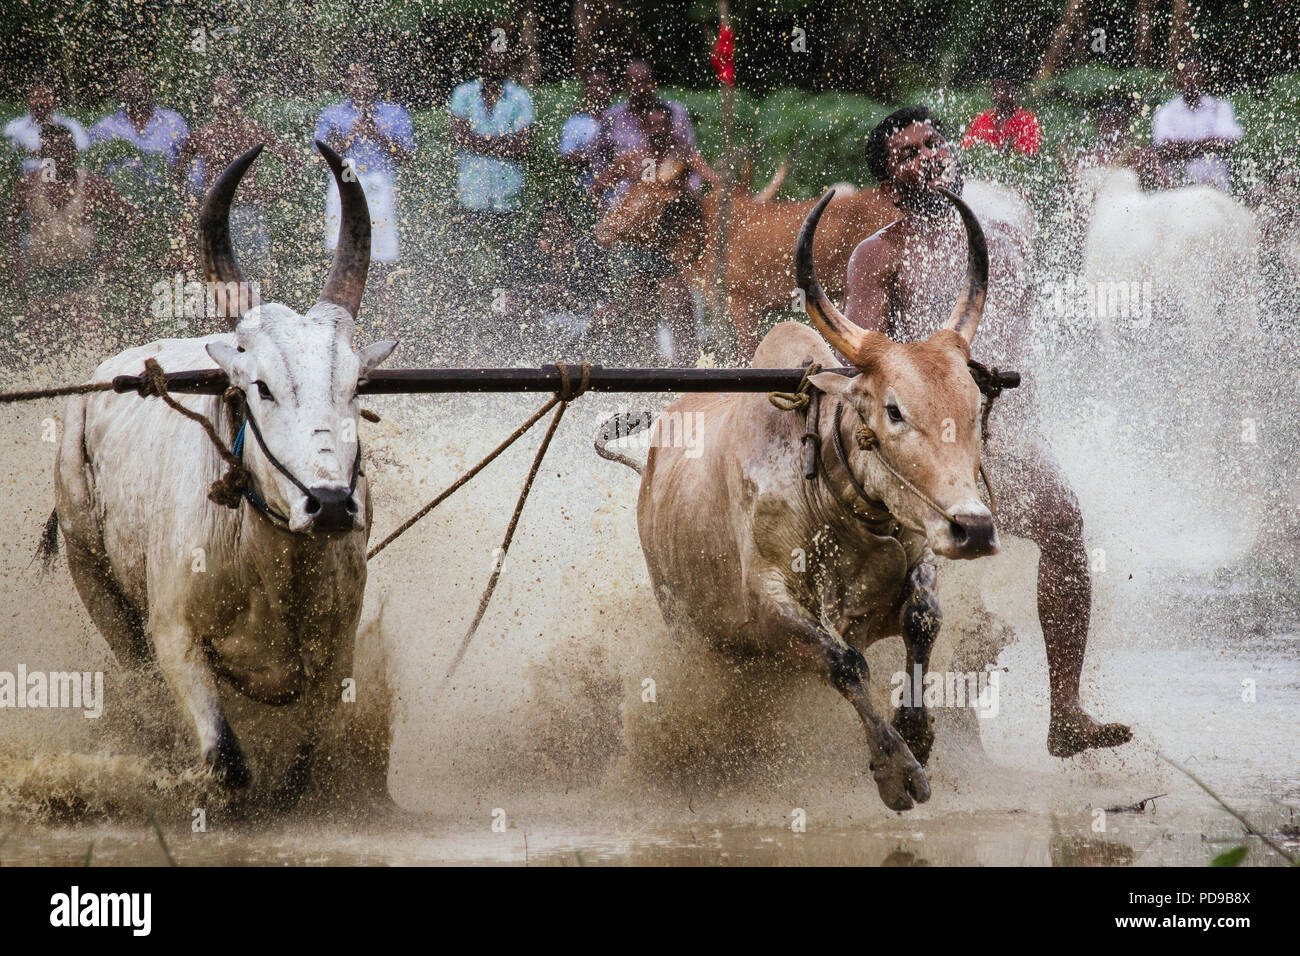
top-left (324, 170), bottom-right (400, 262)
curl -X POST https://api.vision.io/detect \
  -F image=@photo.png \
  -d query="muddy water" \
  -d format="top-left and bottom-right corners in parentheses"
top-left (1, 311), bottom-right (1297, 866)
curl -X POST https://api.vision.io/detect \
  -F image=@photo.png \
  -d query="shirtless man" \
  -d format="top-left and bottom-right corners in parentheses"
top-left (844, 106), bottom-right (1131, 757)
top-left (5, 126), bottom-right (132, 356)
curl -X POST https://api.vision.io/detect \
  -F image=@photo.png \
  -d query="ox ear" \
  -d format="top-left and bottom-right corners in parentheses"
top-left (808, 369), bottom-right (875, 417)
top-left (356, 339), bottom-right (397, 379)
top-left (206, 341), bottom-right (253, 389)
top-left (808, 371), bottom-right (856, 398)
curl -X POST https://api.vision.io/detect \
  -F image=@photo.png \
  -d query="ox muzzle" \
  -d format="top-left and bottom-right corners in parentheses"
top-left (236, 406), bottom-right (362, 534)
top-left (304, 485), bottom-right (360, 533)
top-left (945, 511), bottom-right (998, 558)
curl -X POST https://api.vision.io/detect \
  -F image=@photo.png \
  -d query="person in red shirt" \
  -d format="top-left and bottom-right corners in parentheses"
top-left (962, 77), bottom-right (1042, 155)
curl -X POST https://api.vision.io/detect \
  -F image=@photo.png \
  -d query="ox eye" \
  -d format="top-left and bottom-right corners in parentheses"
top-left (885, 403), bottom-right (904, 423)
top-left (255, 381), bottom-right (275, 402)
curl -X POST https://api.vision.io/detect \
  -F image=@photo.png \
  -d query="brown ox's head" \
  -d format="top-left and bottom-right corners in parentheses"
top-left (593, 155), bottom-right (694, 248)
top-left (796, 187), bottom-right (996, 559)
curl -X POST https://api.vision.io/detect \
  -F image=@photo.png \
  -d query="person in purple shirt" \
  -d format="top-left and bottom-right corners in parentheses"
top-left (589, 60), bottom-right (718, 365)
top-left (88, 69), bottom-right (194, 193)
top-left (592, 59), bottom-right (718, 206)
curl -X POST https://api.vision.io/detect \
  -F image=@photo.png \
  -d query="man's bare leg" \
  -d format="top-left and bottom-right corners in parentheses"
top-left (659, 275), bottom-right (698, 367)
top-left (994, 440), bottom-right (1132, 757)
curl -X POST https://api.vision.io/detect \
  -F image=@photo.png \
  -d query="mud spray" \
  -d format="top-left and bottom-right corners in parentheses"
top-left (1, 225), bottom-right (1297, 866)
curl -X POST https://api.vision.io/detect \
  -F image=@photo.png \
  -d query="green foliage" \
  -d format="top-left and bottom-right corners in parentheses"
top-left (1034, 64), bottom-right (1173, 107)
top-left (1210, 845), bottom-right (1249, 867)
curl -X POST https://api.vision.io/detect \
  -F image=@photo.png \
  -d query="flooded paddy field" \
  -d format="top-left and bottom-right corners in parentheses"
top-left (2, 338), bottom-right (1296, 867)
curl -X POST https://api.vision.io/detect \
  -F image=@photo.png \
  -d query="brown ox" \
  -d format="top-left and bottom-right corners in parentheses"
top-left (607, 187), bottom-right (999, 810)
top-left (594, 163), bottom-right (898, 357)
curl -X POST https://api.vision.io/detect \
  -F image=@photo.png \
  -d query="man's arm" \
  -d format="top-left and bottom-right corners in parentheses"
top-left (684, 147), bottom-right (721, 186)
top-left (174, 125), bottom-right (209, 198)
top-left (449, 116), bottom-right (530, 159)
top-left (843, 231), bottom-right (898, 334)
top-left (1150, 102), bottom-right (1239, 164)
top-left (1156, 138), bottom-right (1235, 163)
top-left (316, 109), bottom-right (348, 156)
top-left (588, 151), bottom-right (638, 196)
top-left (355, 105), bottom-right (415, 165)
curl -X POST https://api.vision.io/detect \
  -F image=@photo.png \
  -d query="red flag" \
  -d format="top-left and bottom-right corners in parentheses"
top-left (711, 23), bottom-right (735, 87)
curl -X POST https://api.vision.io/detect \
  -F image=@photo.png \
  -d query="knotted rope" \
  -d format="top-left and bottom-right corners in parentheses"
top-left (126, 359), bottom-right (254, 511)
top-left (850, 412), bottom-right (958, 526)
top-left (767, 361), bottom-right (822, 411)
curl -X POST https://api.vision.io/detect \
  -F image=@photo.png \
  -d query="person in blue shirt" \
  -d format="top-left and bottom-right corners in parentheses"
top-left (316, 63), bottom-right (415, 328)
top-left (448, 43), bottom-right (535, 267)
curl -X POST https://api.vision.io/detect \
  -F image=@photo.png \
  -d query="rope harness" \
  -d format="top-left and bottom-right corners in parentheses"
top-left (122, 359), bottom-right (364, 529)
top-left (768, 358), bottom-right (1019, 531)
top-left (370, 360), bottom-right (592, 689)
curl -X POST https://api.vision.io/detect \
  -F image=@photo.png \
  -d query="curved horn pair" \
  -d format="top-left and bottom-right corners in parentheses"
top-left (199, 140), bottom-right (370, 326)
top-left (794, 186), bottom-right (988, 364)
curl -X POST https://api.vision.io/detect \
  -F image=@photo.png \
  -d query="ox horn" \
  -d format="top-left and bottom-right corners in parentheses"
top-left (936, 186), bottom-right (988, 345)
top-left (199, 143), bottom-right (263, 329)
top-left (795, 189), bottom-right (879, 366)
top-left (314, 139), bottom-right (371, 319)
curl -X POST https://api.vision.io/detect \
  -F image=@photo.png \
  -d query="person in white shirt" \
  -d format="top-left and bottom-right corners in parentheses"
top-left (3, 83), bottom-right (89, 174)
top-left (1152, 59), bottom-right (1243, 192)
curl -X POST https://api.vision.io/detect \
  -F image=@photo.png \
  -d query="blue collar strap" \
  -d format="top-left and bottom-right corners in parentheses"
top-left (228, 414), bottom-right (363, 529)
top-left (230, 419), bottom-right (292, 526)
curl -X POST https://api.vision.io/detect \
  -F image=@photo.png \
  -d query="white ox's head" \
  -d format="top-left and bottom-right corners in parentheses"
top-left (796, 187), bottom-right (997, 560)
top-left (199, 142), bottom-right (397, 534)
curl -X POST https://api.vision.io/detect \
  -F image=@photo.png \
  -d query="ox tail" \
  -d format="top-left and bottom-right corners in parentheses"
top-left (593, 411), bottom-right (655, 475)
top-left (33, 509), bottom-right (60, 572)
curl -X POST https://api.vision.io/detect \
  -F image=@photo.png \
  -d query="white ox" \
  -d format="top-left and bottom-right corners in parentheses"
top-left (1080, 166), bottom-right (1262, 344)
top-left (46, 143), bottom-right (396, 798)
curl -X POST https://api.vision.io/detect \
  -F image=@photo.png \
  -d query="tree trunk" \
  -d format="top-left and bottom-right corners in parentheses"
top-left (518, 1), bottom-right (540, 86)
top-left (1168, 0), bottom-right (1191, 69)
top-left (1134, 0), bottom-right (1155, 65)
top-left (1036, 0), bottom-right (1091, 81)
top-left (573, 0), bottom-right (597, 77)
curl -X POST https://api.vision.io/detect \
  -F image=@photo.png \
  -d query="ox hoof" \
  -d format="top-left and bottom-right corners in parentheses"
top-left (206, 724), bottom-right (252, 790)
top-left (870, 751), bottom-right (930, 812)
top-left (892, 706), bottom-right (935, 765)
top-left (1047, 711), bottom-right (1133, 758)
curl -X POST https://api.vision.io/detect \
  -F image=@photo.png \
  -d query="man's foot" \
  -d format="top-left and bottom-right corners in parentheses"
top-left (1048, 708), bottom-right (1132, 758)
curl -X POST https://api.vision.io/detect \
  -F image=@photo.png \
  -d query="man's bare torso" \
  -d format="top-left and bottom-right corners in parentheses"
top-left (845, 188), bottom-right (1033, 374)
